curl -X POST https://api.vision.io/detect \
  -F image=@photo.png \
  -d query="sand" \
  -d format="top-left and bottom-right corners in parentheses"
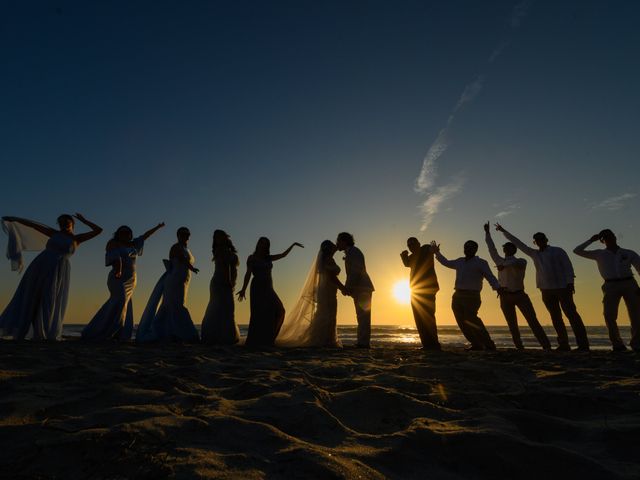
top-left (1, 342), bottom-right (639, 479)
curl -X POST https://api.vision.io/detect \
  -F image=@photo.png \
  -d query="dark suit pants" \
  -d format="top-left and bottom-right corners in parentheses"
top-left (452, 291), bottom-right (495, 350)
top-left (411, 293), bottom-right (440, 349)
top-left (541, 288), bottom-right (589, 349)
top-left (500, 291), bottom-right (551, 349)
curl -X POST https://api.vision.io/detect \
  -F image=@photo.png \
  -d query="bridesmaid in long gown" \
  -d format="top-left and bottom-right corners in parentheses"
top-left (237, 237), bottom-right (303, 347)
top-left (81, 222), bottom-right (165, 341)
top-left (0, 213), bottom-right (102, 340)
top-left (201, 229), bottom-right (240, 345)
top-left (136, 227), bottom-right (200, 343)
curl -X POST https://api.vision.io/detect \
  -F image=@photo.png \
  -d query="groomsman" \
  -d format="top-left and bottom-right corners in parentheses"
top-left (495, 224), bottom-right (589, 351)
top-left (431, 240), bottom-right (501, 350)
top-left (401, 237), bottom-right (440, 350)
top-left (484, 223), bottom-right (551, 350)
top-left (336, 232), bottom-right (375, 348)
top-left (574, 229), bottom-right (640, 351)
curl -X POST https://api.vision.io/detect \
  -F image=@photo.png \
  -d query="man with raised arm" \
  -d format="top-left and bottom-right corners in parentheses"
top-left (430, 239), bottom-right (501, 351)
top-left (484, 223), bottom-right (551, 350)
top-left (401, 237), bottom-right (440, 350)
top-left (574, 229), bottom-right (640, 352)
top-left (495, 224), bottom-right (589, 351)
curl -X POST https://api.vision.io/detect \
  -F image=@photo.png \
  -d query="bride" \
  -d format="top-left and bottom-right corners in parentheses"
top-left (277, 240), bottom-right (345, 347)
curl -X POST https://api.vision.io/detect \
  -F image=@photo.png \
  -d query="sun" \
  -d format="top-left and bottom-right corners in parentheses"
top-left (392, 280), bottom-right (411, 305)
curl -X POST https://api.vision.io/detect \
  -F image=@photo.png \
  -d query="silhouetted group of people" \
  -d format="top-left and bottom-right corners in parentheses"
top-left (401, 223), bottom-right (640, 352)
top-left (0, 215), bottom-right (374, 349)
top-left (1, 214), bottom-right (639, 352)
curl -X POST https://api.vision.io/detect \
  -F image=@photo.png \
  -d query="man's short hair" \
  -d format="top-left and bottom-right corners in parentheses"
top-left (337, 232), bottom-right (354, 246)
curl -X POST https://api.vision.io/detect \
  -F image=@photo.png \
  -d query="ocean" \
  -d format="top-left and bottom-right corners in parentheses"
top-left (61, 324), bottom-right (621, 350)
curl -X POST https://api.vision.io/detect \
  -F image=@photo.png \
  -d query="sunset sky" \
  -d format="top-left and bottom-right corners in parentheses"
top-left (1, 0), bottom-right (639, 327)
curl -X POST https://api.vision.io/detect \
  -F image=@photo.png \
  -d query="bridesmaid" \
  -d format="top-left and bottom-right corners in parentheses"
top-left (136, 227), bottom-right (200, 343)
top-left (0, 213), bottom-right (102, 340)
top-left (237, 237), bottom-right (303, 347)
top-left (81, 222), bottom-right (165, 341)
top-left (201, 229), bottom-right (240, 345)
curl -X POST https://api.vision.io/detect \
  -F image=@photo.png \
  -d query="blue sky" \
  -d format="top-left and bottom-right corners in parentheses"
top-left (1, 0), bottom-right (639, 326)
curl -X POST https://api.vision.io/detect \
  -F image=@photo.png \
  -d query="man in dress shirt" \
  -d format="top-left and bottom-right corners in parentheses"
top-left (495, 224), bottom-right (589, 351)
top-left (484, 223), bottom-right (551, 350)
top-left (574, 229), bottom-right (640, 351)
top-left (401, 237), bottom-right (440, 350)
top-left (336, 232), bottom-right (375, 348)
top-left (430, 239), bottom-right (501, 351)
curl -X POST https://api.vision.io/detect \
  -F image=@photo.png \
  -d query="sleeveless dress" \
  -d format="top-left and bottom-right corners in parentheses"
top-left (245, 256), bottom-right (285, 347)
top-left (81, 237), bottom-right (144, 341)
top-left (0, 232), bottom-right (76, 340)
top-left (136, 246), bottom-right (199, 343)
top-left (201, 251), bottom-right (240, 345)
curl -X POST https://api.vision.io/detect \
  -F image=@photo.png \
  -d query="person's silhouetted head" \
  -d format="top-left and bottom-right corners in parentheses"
top-left (113, 225), bottom-right (133, 243)
top-left (533, 232), bottom-right (548, 249)
top-left (336, 232), bottom-right (354, 251)
top-left (177, 227), bottom-right (190, 244)
top-left (599, 229), bottom-right (617, 248)
top-left (463, 240), bottom-right (478, 258)
top-left (503, 241), bottom-right (517, 257)
top-left (212, 229), bottom-right (237, 258)
top-left (320, 240), bottom-right (337, 260)
top-left (57, 214), bottom-right (74, 233)
top-left (407, 237), bottom-right (420, 254)
top-left (254, 236), bottom-right (270, 257)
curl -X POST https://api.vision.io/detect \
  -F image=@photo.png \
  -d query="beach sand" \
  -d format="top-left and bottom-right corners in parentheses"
top-left (1, 342), bottom-right (639, 479)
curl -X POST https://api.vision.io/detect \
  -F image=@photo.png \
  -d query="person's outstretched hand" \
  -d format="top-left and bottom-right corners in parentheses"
top-left (494, 223), bottom-right (505, 232)
top-left (483, 222), bottom-right (490, 233)
top-left (430, 241), bottom-right (440, 253)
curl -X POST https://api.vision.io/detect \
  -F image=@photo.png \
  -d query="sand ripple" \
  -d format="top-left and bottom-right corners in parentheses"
top-left (1, 342), bottom-right (639, 479)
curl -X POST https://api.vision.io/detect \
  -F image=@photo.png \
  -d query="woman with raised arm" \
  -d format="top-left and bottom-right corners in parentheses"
top-left (201, 230), bottom-right (240, 345)
top-left (136, 227), bottom-right (200, 343)
top-left (237, 237), bottom-right (303, 347)
top-left (81, 222), bottom-right (165, 342)
top-left (0, 213), bottom-right (102, 340)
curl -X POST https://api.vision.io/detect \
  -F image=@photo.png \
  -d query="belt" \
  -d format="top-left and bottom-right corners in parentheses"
top-left (604, 277), bottom-right (634, 283)
top-left (503, 290), bottom-right (524, 294)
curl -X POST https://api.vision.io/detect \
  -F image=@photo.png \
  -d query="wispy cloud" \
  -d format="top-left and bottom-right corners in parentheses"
top-left (415, 2), bottom-right (533, 231)
top-left (592, 193), bottom-right (637, 211)
top-left (495, 202), bottom-right (520, 218)
top-left (419, 176), bottom-right (466, 231)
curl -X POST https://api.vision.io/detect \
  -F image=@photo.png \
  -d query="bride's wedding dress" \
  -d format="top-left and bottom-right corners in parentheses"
top-left (276, 251), bottom-right (341, 347)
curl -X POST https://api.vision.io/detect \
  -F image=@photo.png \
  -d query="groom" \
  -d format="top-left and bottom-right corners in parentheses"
top-left (336, 232), bottom-right (375, 348)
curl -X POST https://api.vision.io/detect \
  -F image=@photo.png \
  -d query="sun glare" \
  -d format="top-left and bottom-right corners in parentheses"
top-left (392, 280), bottom-right (411, 305)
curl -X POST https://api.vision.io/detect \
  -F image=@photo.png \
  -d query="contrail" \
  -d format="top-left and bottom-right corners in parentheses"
top-left (415, 1), bottom-right (533, 231)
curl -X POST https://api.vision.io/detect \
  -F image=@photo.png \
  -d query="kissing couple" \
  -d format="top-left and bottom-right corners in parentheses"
top-left (277, 232), bottom-right (375, 348)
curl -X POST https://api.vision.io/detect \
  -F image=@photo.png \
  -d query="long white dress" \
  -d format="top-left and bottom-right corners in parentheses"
top-left (81, 237), bottom-right (144, 341)
top-left (0, 231), bottom-right (76, 340)
top-left (135, 246), bottom-right (199, 343)
top-left (276, 252), bottom-right (342, 347)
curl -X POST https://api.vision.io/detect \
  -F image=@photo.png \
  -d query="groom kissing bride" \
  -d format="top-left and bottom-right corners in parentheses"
top-left (276, 232), bottom-right (374, 348)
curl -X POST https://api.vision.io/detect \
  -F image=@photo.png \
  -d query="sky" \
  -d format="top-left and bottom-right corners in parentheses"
top-left (1, 0), bottom-right (639, 328)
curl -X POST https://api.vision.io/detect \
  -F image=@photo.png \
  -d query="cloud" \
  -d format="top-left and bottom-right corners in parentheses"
top-left (592, 193), bottom-right (637, 211)
top-left (419, 176), bottom-right (466, 231)
top-left (414, 2), bottom-right (533, 231)
top-left (453, 75), bottom-right (485, 112)
top-left (495, 203), bottom-right (520, 218)
top-left (415, 129), bottom-right (448, 192)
